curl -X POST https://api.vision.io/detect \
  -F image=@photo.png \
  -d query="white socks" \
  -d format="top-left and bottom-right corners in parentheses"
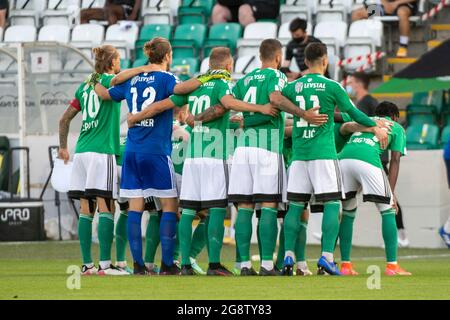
top-left (297, 261), bottom-right (307, 270)
top-left (285, 250), bottom-right (295, 260)
top-left (99, 260), bottom-right (111, 269)
top-left (241, 261), bottom-right (251, 269)
top-left (261, 260), bottom-right (274, 271)
top-left (322, 252), bottom-right (334, 262)
top-left (400, 36), bottom-right (409, 46)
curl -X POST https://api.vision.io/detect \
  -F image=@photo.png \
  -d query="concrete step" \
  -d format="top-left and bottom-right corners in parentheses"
top-left (386, 57), bottom-right (417, 74)
top-left (427, 40), bottom-right (442, 50)
top-left (430, 24), bottom-right (450, 41)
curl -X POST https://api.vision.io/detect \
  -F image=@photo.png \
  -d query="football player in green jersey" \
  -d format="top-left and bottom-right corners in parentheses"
top-left (281, 43), bottom-right (384, 276)
top-left (228, 39), bottom-right (328, 276)
top-left (338, 101), bottom-right (412, 276)
top-left (58, 45), bottom-right (128, 276)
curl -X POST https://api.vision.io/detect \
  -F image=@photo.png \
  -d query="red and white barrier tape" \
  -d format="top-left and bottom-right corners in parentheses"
top-left (422, 0), bottom-right (450, 21)
top-left (337, 51), bottom-right (385, 68)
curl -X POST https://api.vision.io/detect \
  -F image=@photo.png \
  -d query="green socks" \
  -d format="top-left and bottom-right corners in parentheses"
top-left (339, 209), bottom-right (356, 262)
top-left (235, 207), bottom-right (254, 263)
top-left (179, 209), bottom-right (196, 266)
top-left (275, 223), bottom-right (285, 270)
top-left (208, 207), bottom-right (227, 264)
top-left (144, 212), bottom-right (160, 264)
top-left (381, 208), bottom-right (398, 263)
top-left (115, 211), bottom-right (128, 263)
top-left (295, 221), bottom-right (308, 262)
top-left (284, 202), bottom-right (304, 257)
top-left (98, 212), bottom-right (114, 265)
top-left (190, 217), bottom-right (207, 260)
top-left (78, 214), bottom-right (93, 265)
top-left (259, 207), bottom-right (278, 268)
top-left (322, 201), bottom-right (341, 257)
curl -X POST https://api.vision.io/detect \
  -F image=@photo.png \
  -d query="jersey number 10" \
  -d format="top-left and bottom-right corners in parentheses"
top-left (82, 90), bottom-right (100, 121)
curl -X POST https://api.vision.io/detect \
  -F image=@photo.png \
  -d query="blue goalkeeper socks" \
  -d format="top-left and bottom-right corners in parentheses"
top-left (160, 211), bottom-right (177, 267)
top-left (127, 211), bottom-right (144, 266)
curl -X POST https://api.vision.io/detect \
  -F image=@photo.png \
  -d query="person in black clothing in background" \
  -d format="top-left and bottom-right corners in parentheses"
top-left (348, 72), bottom-right (410, 247)
top-left (281, 18), bottom-right (324, 80)
top-left (212, 0), bottom-right (280, 27)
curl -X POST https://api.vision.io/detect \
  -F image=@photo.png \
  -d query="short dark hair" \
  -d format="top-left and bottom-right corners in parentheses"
top-left (352, 72), bottom-right (370, 90)
top-left (289, 18), bottom-right (308, 33)
top-left (209, 47), bottom-right (232, 69)
top-left (144, 37), bottom-right (172, 64)
top-left (375, 101), bottom-right (400, 119)
top-left (305, 42), bottom-right (327, 63)
top-left (259, 39), bottom-right (282, 62)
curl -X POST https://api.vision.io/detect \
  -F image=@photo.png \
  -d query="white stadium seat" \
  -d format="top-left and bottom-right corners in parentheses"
top-left (316, 2), bottom-right (346, 23)
top-left (38, 25), bottom-right (71, 43)
top-left (200, 57), bottom-right (210, 74)
top-left (278, 22), bottom-right (313, 46)
top-left (314, 21), bottom-right (347, 57)
top-left (42, 0), bottom-right (80, 26)
top-left (104, 22), bottom-right (139, 59)
top-left (81, 0), bottom-right (105, 8)
top-left (71, 24), bottom-right (105, 57)
top-left (8, 0), bottom-right (46, 26)
top-left (4, 25), bottom-right (37, 42)
top-left (141, 0), bottom-right (172, 25)
top-left (237, 22), bottom-right (277, 57)
top-left (279, 4), bottom-right (311, 25)
top-left (233, 55), bottom-right (262, 79)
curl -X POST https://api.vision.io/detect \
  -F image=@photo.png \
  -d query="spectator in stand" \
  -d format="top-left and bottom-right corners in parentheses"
top-left (346, 72), bottom-right (379, 116)
top-left (0, 0), bottom-right (7, 29)
top-left (281, 18), bottom-right (323, 80)
top-left (351, 0), bottom-right (418, 58)
top-left (80, 0), bottom-right (142, 25)
top-left (212, 0), bottom-right (280, 27)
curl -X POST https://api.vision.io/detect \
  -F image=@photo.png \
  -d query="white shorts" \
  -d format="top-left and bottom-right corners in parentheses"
top-left (287, 159), bottom-right (344, 203)
top-left (179, 157), bottom-right (228, 210)
top-left (175, 173), bottom-right (182, 196)
top-left (228, 147), bottom-right (287, 203)
top-left (68, 152), bottom-right (118, 200)
top-left (340, 159), bottom-right (393, 208)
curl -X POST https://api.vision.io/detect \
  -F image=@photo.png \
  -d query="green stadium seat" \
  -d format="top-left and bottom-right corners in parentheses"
top-left (178, 0), bottom-right (214, 25)
top-left (406, 124), bottom-right (440, 150)
top-left (204, 23), bottom-right (242, 57)
top-left (411, 91), bottom-right (444, 112)
top-left (441, 126), bottom-right (450, 148)
top-left (0, 136), bottom-right (10, 192)
top-left (172, 24), bottom-right (207, 59)
top-left (406, 104), bottom-right (437, 126)
top-left (133, 58), bottom-right (148, 68)
top-left (120, 59), bottom-right (131, 69)
top-left (135, 24), bottom-right (173, 60)
top-left (172, 57), bottom-right (199, 80)
top-left (441, 101), bottom-right (450, 126)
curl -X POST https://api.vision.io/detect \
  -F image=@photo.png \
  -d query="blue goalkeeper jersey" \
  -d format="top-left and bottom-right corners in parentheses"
top-left (109, 71), bottom-right (179, 156)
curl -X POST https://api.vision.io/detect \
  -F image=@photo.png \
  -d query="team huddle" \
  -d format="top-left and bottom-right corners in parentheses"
top-left (58, 37), bottom-right (412, 277)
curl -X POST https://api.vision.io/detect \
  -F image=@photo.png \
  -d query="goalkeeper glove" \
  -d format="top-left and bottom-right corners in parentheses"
top-left (85, 72), bottom-right (101, 87)
top-left (197, 69), bottom-right (232, 84)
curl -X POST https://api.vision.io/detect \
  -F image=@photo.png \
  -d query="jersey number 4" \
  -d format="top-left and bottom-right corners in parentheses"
top-left (296, 95), bottom-right (319, 128)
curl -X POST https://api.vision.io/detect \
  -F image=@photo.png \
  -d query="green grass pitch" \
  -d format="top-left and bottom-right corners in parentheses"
top-left (0, 241), bottom-right (449, 300)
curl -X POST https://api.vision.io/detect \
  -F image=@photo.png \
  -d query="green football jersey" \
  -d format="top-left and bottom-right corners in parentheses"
top-left (334, 112), bottom-right (353, 154)
top-left (338, 117), bottom-right (407, 168)
top-left (74, 74), bottom-right (121, 155)
top-left (232, 68), bottom-right (287, 154)
top-left (282, 73), bottom-right (357, 161)
top-left (171, 124), bottom-right (192, 175)
top-left (170, 78), bottom-right (231, 160)
top-left (116, 136), bottom-right (127, 166)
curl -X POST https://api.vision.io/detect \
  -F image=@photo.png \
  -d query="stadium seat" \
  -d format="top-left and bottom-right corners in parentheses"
top-left (38, 25), bottom-right (71, 43)
top-left (412, 91), bottom-right (444, 113)
top-left (104, 23), bottom-right (139, 60)
top-left (0, 136), bottom-right (10, 192)
top-left (237, 22), bottom-right (277, 58)
top-left (406, 124), bottom-right (440, 150)
top-left (135, 24), bottom-right (173, 60)
top-left (442, 102), bottom-right (450, 126)
top-left (441, 126), bottom-right (450, 148)
top-left (141, 0), bottom-right (172, 25)
top-left (172, 24), bottom-right (207, 59)
top-left (204, 23), bottom-right (242, 57)
top-left (133, 58), bottom-right (149, 68)
top-left (172, 57), bottom-right (199, 80)
top-left (233, 55), bottom-right (262, 79)
top-left (278, 21), bottom-right (312, 46)
top-left (314, 21), bottom-right (347, 58)
top-left (343, 19), bottom-right (383, 72)
top-left (406, 104), bottom-right (438, 126)
top-left (316, 2), bottom-right (346, 23)
top-left (279, 2), bottom-right (311, 24)
top-left (121, 59), bottom-right (131, 70)
top-left (178, 0), bottom-right (214, 25)
top-left (8, 0), bottom-right (46, 26)
top-left (42, 0), bottom-right (79, 26)
top-left (71, 24), bottom-right (105, 57)
top-left (81, 0), bottom-right (105, 8)
top-left (4, 25), bottom-right (37, 42)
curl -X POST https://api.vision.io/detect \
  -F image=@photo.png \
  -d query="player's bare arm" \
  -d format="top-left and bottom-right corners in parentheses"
top-left (340, 122), bottom-right (390, 150)
top-left (58, 105), bottom-right (79, 163)
top-left (388, 151), bottom-right (402, 212)
top-left (270, 91), bottom-right (328, 125)
top-left (94, 83), bottom-right (112, 100)
top-left (191, 104), bottom-right (227, 125)
top-left (127, 98), bottom-right (176, 127)
top-left (110, 64), bottom-right (160, 86)
top-left (220, 95), bottom-right (278, 116)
